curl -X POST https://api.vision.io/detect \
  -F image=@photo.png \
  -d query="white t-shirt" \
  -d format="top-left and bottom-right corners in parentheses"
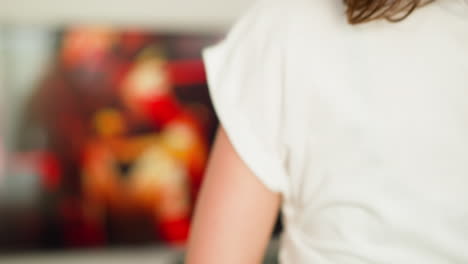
top-left (203, 0), bottom-right (468, 263)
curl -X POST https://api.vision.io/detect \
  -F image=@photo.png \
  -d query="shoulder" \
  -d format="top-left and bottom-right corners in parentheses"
top-left (244, 0), bottom-right (344, 22)
top-left (226, 0), bottom-right (345, 43)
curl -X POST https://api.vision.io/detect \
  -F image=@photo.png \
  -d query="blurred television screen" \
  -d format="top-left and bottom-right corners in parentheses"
top-left (0, 26), bottom-right (220, 251)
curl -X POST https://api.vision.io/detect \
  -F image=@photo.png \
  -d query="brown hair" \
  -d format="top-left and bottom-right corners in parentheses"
top-left (345, 0), bottom-right (434, 24)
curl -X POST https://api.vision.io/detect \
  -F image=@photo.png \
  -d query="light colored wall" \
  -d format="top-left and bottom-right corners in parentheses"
top-left (0, 0), bottom-right (253, 32)
top-left (0, 29), bottom-right (5, 183)
top-left (0, 28), bottom-right (55, 150)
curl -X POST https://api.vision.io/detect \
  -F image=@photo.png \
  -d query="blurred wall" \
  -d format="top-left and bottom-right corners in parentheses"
top-left (0, 0), bottom-right (253, 32)
top-left (0, 28), bottom-right (54, 151)
top-left (0, 30), bottom-right (5, 183)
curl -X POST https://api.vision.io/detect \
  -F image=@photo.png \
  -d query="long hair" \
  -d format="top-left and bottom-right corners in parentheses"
top-left (344, 0), bottom-right (434, 24)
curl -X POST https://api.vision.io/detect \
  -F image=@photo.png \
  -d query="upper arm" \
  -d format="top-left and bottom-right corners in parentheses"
top-left (186, 127), bottom-right (281, 264)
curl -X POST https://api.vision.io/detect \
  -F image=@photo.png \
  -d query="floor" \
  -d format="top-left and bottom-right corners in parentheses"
top-left (0, 246), bottom-right (182, 264)
top-left (0, 239), bottom-right (279, 264)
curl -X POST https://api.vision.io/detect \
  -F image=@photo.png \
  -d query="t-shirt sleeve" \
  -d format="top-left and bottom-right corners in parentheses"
top-left (202, 0), bottom-right (289, 194)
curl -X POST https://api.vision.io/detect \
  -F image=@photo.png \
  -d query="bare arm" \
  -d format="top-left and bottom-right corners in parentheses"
top-left (186, 127), bottom-right (281, 264)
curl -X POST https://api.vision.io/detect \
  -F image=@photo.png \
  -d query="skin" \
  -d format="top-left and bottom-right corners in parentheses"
top-left (186, 127), bottom-right (281, 264)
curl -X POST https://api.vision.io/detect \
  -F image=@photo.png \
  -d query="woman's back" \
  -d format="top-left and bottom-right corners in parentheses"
top-left (191, 0), bottom-right (468, 263)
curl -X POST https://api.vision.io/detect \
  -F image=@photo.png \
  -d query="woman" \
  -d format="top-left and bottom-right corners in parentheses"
top-left (187, 0), bottom-right (468, 263)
